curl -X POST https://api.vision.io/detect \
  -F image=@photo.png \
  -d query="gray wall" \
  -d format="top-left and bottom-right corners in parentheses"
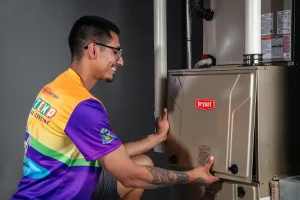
top-left (0, 0), bottom-right (202, 199)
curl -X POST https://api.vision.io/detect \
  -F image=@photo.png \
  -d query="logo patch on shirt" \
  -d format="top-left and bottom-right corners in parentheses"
top-left (30, 97), bottom-right (58, 125)
top-left (32, 97), bottom-right (58, 119)
top-left (100, 128), bottom-right (116, 144)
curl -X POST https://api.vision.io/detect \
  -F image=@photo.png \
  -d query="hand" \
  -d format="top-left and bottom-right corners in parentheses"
top-left (189, 156), bottom-right (220, 186)
top-left (154, 108), bottom-right (169, 143)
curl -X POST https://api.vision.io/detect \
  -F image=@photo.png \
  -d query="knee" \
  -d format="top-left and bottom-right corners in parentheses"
top-left (132, 154), bottom-right (154, 167)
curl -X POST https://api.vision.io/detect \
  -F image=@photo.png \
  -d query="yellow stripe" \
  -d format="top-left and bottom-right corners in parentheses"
top-left (29, 135), bottom-right (101, 167)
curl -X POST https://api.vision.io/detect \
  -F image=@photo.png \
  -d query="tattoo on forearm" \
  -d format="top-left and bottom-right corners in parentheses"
top-left (145, 166), bottom-right (209, 188)
top-left (192, 178), bottom-right (210, 187)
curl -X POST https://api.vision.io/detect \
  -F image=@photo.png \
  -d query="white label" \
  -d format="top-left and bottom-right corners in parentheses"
top-left (261, 35), bottom-right (291, 60)
top-left (261, 13), bottom-right (273, 36)
top-left (283, 35), bottom-right (291, 58)
top-left (272, 36), bottom-right (284, 58)
top-left (198, 145), bottom-right (210, 166)
top-left (262, 37), bottom-right (272, 59)
top-left (277, 10), bottom-right (291, 34)
top-left (260, 197), bottom-right (271, 200)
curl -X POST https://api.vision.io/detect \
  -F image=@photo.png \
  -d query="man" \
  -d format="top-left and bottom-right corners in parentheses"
top-left (12, 15), bottom-right (219, 200)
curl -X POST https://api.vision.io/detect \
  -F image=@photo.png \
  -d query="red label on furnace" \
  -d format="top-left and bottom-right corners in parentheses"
top-left (195, 99), bottom-right (215, 110)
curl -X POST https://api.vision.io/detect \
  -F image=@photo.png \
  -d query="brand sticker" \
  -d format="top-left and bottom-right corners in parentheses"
top-left (195, 99), bottom-right (215, 110)
top-left (100, 128), bottom-right (116, 144)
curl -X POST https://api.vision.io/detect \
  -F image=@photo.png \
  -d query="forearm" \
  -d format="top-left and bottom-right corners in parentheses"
top-left (125, 165), bottom-right (209, 189)
top-left (98, 145), bottom-right (215, 189)
top-left (123, 134), bottom-right (160, 157)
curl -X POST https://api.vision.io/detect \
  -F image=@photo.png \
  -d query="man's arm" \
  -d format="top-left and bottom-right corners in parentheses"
top-left (123, 109), bottom-right (169, 156)
top-left (98, 144), bottom-right (219, 189)
top-left (123, 134), bottom-right (162, 157)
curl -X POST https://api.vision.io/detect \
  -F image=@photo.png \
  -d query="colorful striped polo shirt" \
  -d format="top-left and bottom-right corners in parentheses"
top-left (12, 68), bottom-right (122, 200)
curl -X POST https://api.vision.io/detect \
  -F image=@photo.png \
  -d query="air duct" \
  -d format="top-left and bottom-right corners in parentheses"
top-left (153, 0), bottom-right (167, 153)
top-left (245, 0), bottom-right (261, 54)
top-left (186, 0), bottom-right (193, 69)
top-left (244, 0), bottom-right (262, 65)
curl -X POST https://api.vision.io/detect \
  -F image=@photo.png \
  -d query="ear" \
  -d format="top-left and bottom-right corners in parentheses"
top-left (86, 44), bottom-right (97, 60)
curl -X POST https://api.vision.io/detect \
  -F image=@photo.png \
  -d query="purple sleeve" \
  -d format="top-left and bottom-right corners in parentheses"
top-left (64, 98), bottom-right (122, 162)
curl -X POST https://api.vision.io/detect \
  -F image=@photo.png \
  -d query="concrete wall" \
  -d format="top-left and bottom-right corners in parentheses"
top-left (0, 0), bottom-right (202, 199)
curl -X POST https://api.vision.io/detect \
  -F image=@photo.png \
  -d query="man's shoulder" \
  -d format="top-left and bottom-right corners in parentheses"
top-left (46, 85), bottom-right (100, 111)
top-left (32, 85), bottom-right (105, 129)
top-left (35, 69), bottom-right (106, 115)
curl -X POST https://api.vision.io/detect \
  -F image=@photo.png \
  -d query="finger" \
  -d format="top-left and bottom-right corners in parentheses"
top-left (162, 108), bottom-right (168, 120)
top-left (205, 156), bottom-right (215, 169)
top-left (211, 175), bottom-right (220, 182)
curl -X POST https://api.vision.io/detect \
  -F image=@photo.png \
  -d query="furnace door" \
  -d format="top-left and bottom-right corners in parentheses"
top-left (166, 69), bottom-right (257, 183)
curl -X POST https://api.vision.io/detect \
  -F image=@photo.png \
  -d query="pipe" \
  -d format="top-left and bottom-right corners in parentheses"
top-left (245, 0), bottom-right (261, 54)
top-left (186, 0), bottom-right (192, 69)
top-left (154, 0), bottom-right (167, 153)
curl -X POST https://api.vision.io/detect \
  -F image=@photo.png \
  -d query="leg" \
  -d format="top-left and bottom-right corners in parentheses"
top-left (117, 154), bottom-right (154, 200)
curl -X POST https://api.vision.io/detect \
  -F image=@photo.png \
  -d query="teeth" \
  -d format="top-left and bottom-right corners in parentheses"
top-left (112, 67), bottom-right (116, 72)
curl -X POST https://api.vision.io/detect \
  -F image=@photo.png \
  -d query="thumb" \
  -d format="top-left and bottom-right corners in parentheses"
top-left (156, 116), bottom-right (162, 122)
top-left (162, 108), bottom-right (168, 120)
top-left (205, 156), bottom-right (215, 170)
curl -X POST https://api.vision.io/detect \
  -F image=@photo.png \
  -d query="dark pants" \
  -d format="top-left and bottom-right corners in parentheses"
top-left (91, 168), bottom-right (120, 200)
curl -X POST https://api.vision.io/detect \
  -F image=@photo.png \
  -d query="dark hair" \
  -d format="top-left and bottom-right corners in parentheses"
top-left (68, 15), bottom-right (120, 61)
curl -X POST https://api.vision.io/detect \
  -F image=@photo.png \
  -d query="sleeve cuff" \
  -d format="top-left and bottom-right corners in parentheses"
top-left (84, 141), bottom-right (122, 162)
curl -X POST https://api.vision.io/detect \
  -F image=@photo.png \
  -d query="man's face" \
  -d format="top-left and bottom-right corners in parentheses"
top-left (91, 31), bottom-right (124, 82)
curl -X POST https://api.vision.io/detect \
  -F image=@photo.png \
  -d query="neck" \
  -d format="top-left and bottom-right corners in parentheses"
top-left (70, 60), bottom-right (97, 91)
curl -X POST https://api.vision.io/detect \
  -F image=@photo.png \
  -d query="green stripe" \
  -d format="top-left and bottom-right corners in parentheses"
top-left (71, 158), bottom-right (101, 167)
top-left (28, 135), bottom-right (101, 167)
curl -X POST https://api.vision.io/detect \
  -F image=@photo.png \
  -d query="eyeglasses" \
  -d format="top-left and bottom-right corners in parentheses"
top-left (84, 42), bottom-right (122, 61)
